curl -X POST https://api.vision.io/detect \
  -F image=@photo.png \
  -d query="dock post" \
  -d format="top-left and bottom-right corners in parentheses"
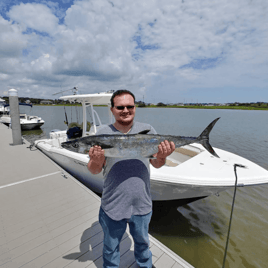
top-left (9, 88), bottom-right (22, 145)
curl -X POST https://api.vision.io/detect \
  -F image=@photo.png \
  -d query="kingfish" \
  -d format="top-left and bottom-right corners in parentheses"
top-left (61, 118), bottom-right (220, 158)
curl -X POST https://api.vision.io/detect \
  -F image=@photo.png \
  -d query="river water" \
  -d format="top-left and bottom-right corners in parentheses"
top-left (20, 105), bottom-right (268, 268)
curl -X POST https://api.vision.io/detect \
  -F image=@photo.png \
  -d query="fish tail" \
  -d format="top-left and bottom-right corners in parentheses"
top-left (197, 117), bottom-right (220, 158)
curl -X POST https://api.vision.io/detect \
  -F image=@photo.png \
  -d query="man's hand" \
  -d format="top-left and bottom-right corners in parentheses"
top-left (87, 146), bottom-right (106, 174)
top-left (89, 145), bottom-right (105, 163)
top-left (150, 140), bottom-right (175, 168)
top-left (155, 140), bottom-right (175, 159)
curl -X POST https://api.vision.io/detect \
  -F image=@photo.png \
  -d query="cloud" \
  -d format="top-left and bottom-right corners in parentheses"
top-left (0, 15), bottom-right (28, 58)
top-left (49, 0), bottom-right (142, 84)
top-left (8, 3), bottom-right (59, 34)
top-left (0, 0), bottom-right (267, 102)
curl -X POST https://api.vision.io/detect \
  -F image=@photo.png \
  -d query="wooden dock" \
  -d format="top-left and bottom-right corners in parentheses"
top-left (0, 123), bottom-right (194, 268)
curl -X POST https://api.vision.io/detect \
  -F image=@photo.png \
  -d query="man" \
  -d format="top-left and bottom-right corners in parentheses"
top-left (87, 89), bottom-right (175, 268)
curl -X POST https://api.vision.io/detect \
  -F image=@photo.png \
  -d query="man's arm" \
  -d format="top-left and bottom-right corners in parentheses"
top-left (87, 146), bottom-right (106, 174)
top-left (150, 140), bottom-right (175, 168)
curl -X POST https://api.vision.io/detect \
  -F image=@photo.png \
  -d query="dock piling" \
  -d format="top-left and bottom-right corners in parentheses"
top-left (9, 88), bottom-right (22, 145)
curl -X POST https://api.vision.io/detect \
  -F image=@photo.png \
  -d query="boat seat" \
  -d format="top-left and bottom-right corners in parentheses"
top-left (67, 122), bottom-right (92, 139)
top-left (174, 147), bottom-right (198, 157)
top-left (68, 122), bottom-right (91, 131)
top-left (165, 148), bottom-right (199, 167)
top-left (67, 126), bottom-right (82, 139)
top-left (68, 122), bottom-right (80, 129)
top-left (165, 159), bottom-right (179, 167)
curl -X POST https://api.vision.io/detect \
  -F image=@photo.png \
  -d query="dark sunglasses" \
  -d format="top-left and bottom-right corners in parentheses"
top-left (115, 106), bottom-right (135, 110)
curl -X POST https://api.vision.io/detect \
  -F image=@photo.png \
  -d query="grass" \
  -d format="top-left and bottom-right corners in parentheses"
top-left (142, 105), bottom-right (268, 110)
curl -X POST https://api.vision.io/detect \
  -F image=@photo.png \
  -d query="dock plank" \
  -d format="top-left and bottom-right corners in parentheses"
top-left (151, 244), bottom-right (165, 264)
top-left (154, 253), bottom-right (176, 268)
top-left (172, 262), bottom-right (186, 268)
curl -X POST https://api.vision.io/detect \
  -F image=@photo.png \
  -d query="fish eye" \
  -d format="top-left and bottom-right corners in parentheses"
top-left (72, 142), bottom-right (79, 148)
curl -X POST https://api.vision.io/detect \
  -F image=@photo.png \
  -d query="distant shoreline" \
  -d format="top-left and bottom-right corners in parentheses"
top-left (34, 104), bottom-right (268, 110)
top-left (144, 105), bottom-right (268, 110)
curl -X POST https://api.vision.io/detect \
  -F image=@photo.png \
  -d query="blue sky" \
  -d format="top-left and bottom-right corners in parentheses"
top-left (0, 0), bottom-right (267, 103)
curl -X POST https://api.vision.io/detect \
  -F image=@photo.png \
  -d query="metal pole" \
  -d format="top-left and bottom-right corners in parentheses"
top-left (82, 101), bottom-right (87, 137)
top-left (90, 104), bottom-right (97, 134)
top-left (9, 89), bottom-right (22, 145)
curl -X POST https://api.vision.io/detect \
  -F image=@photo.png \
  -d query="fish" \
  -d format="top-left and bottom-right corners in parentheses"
top-left (61, 117), bottom-right (220, 158)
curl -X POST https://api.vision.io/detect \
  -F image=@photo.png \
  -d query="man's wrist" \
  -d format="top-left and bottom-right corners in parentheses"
top-left (150, 157), bottom-right (166, 168)
top-left (88, 159), bottom-right (104, 174)
top-left (157, 157), bottom-right (166, 164)
top-left (90, 159), bottom-right (104, 167)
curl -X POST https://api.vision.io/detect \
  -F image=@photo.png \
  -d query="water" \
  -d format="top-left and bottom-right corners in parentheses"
top-left (21, 105), bottom-right (268, 268)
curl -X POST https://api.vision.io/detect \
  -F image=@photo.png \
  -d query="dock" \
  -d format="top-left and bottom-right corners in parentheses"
top-left (0, 123), bottom-right (194, 268)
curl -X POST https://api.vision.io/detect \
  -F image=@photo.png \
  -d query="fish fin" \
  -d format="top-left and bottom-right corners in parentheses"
top-left (198, 118), bottom-right (220, 158)
top-left (201, 140), bottom-right (219, 158)
top-left (138, 130), bottom-right (151, 135)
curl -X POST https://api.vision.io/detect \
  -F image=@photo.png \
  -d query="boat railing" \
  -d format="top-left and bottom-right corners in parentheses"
top-left (93, 109), bottom-right (102, 127)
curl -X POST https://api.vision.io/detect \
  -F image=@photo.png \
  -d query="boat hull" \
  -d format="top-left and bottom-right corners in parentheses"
top-left (0, 116), bottom-right (44, 130)
top-left (1, 121), bottom-right (44, 130)
top-left (21, 122), bottom-right (44, 130)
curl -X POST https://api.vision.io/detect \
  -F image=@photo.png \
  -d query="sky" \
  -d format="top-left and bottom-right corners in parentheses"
top-left (0, 0), bottom-right (267, 104)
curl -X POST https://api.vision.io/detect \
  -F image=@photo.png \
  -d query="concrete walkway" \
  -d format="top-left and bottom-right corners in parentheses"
top-left (0, 123), bottom-right (194, 268)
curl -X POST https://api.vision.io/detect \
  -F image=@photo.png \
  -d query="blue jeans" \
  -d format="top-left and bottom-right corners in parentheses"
top-left (99, 207), bottom-right (152, 268)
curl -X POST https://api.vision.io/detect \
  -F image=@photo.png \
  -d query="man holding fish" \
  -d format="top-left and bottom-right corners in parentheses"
top-left (87, 89), bottom-right (175, 268)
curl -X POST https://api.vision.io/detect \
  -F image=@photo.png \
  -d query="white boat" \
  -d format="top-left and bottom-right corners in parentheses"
top-left (34, 93), bottom-right (268, 203)
top-left (0, 103), bottom-right (45, 130)
top-left (0, 98), bottom-right (10, 114)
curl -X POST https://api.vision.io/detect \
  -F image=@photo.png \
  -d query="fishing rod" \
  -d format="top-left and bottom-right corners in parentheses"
top-left (53, 87), bottom-right (78, 125)
top-left (52, 87), bottom-right (78, 96)
top-left (222, 163), bottom-right (247, 268)
top-left (63, 104), bottom-right (69, 125)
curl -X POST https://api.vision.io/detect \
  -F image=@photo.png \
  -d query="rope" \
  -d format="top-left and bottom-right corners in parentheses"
top-left (27, 140), bottom-right (46, 151)
top-left (222, 164), bottom-right (246, 268)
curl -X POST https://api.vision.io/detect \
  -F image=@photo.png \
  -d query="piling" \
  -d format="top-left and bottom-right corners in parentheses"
top-left (9, 88), bottom-right (22, 145)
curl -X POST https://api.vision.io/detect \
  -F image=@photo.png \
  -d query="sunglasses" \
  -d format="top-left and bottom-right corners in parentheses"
top-left (115, 106), bottom-right (135, 110)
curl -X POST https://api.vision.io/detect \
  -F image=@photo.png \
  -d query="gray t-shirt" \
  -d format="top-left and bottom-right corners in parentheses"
top-left (96, 121), bottom-right (157, 221)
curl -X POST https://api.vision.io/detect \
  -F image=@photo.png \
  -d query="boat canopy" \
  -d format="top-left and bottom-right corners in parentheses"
top-left (59, 93), bottom-right (113, 105)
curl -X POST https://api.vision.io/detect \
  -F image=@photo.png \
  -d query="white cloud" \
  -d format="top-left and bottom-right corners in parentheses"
top-left (0, 0), bottom-right (267, 102)
top-left (8, 3), bottom-right (59, 34)
top-left (0, 73), bottom-right (9, 80)
top-left (0, 15), bottom-right (28, 58)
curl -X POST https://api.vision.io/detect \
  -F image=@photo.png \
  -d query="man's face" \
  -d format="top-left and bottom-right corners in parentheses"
top-left (111, 94), bottom-right (136, 125)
